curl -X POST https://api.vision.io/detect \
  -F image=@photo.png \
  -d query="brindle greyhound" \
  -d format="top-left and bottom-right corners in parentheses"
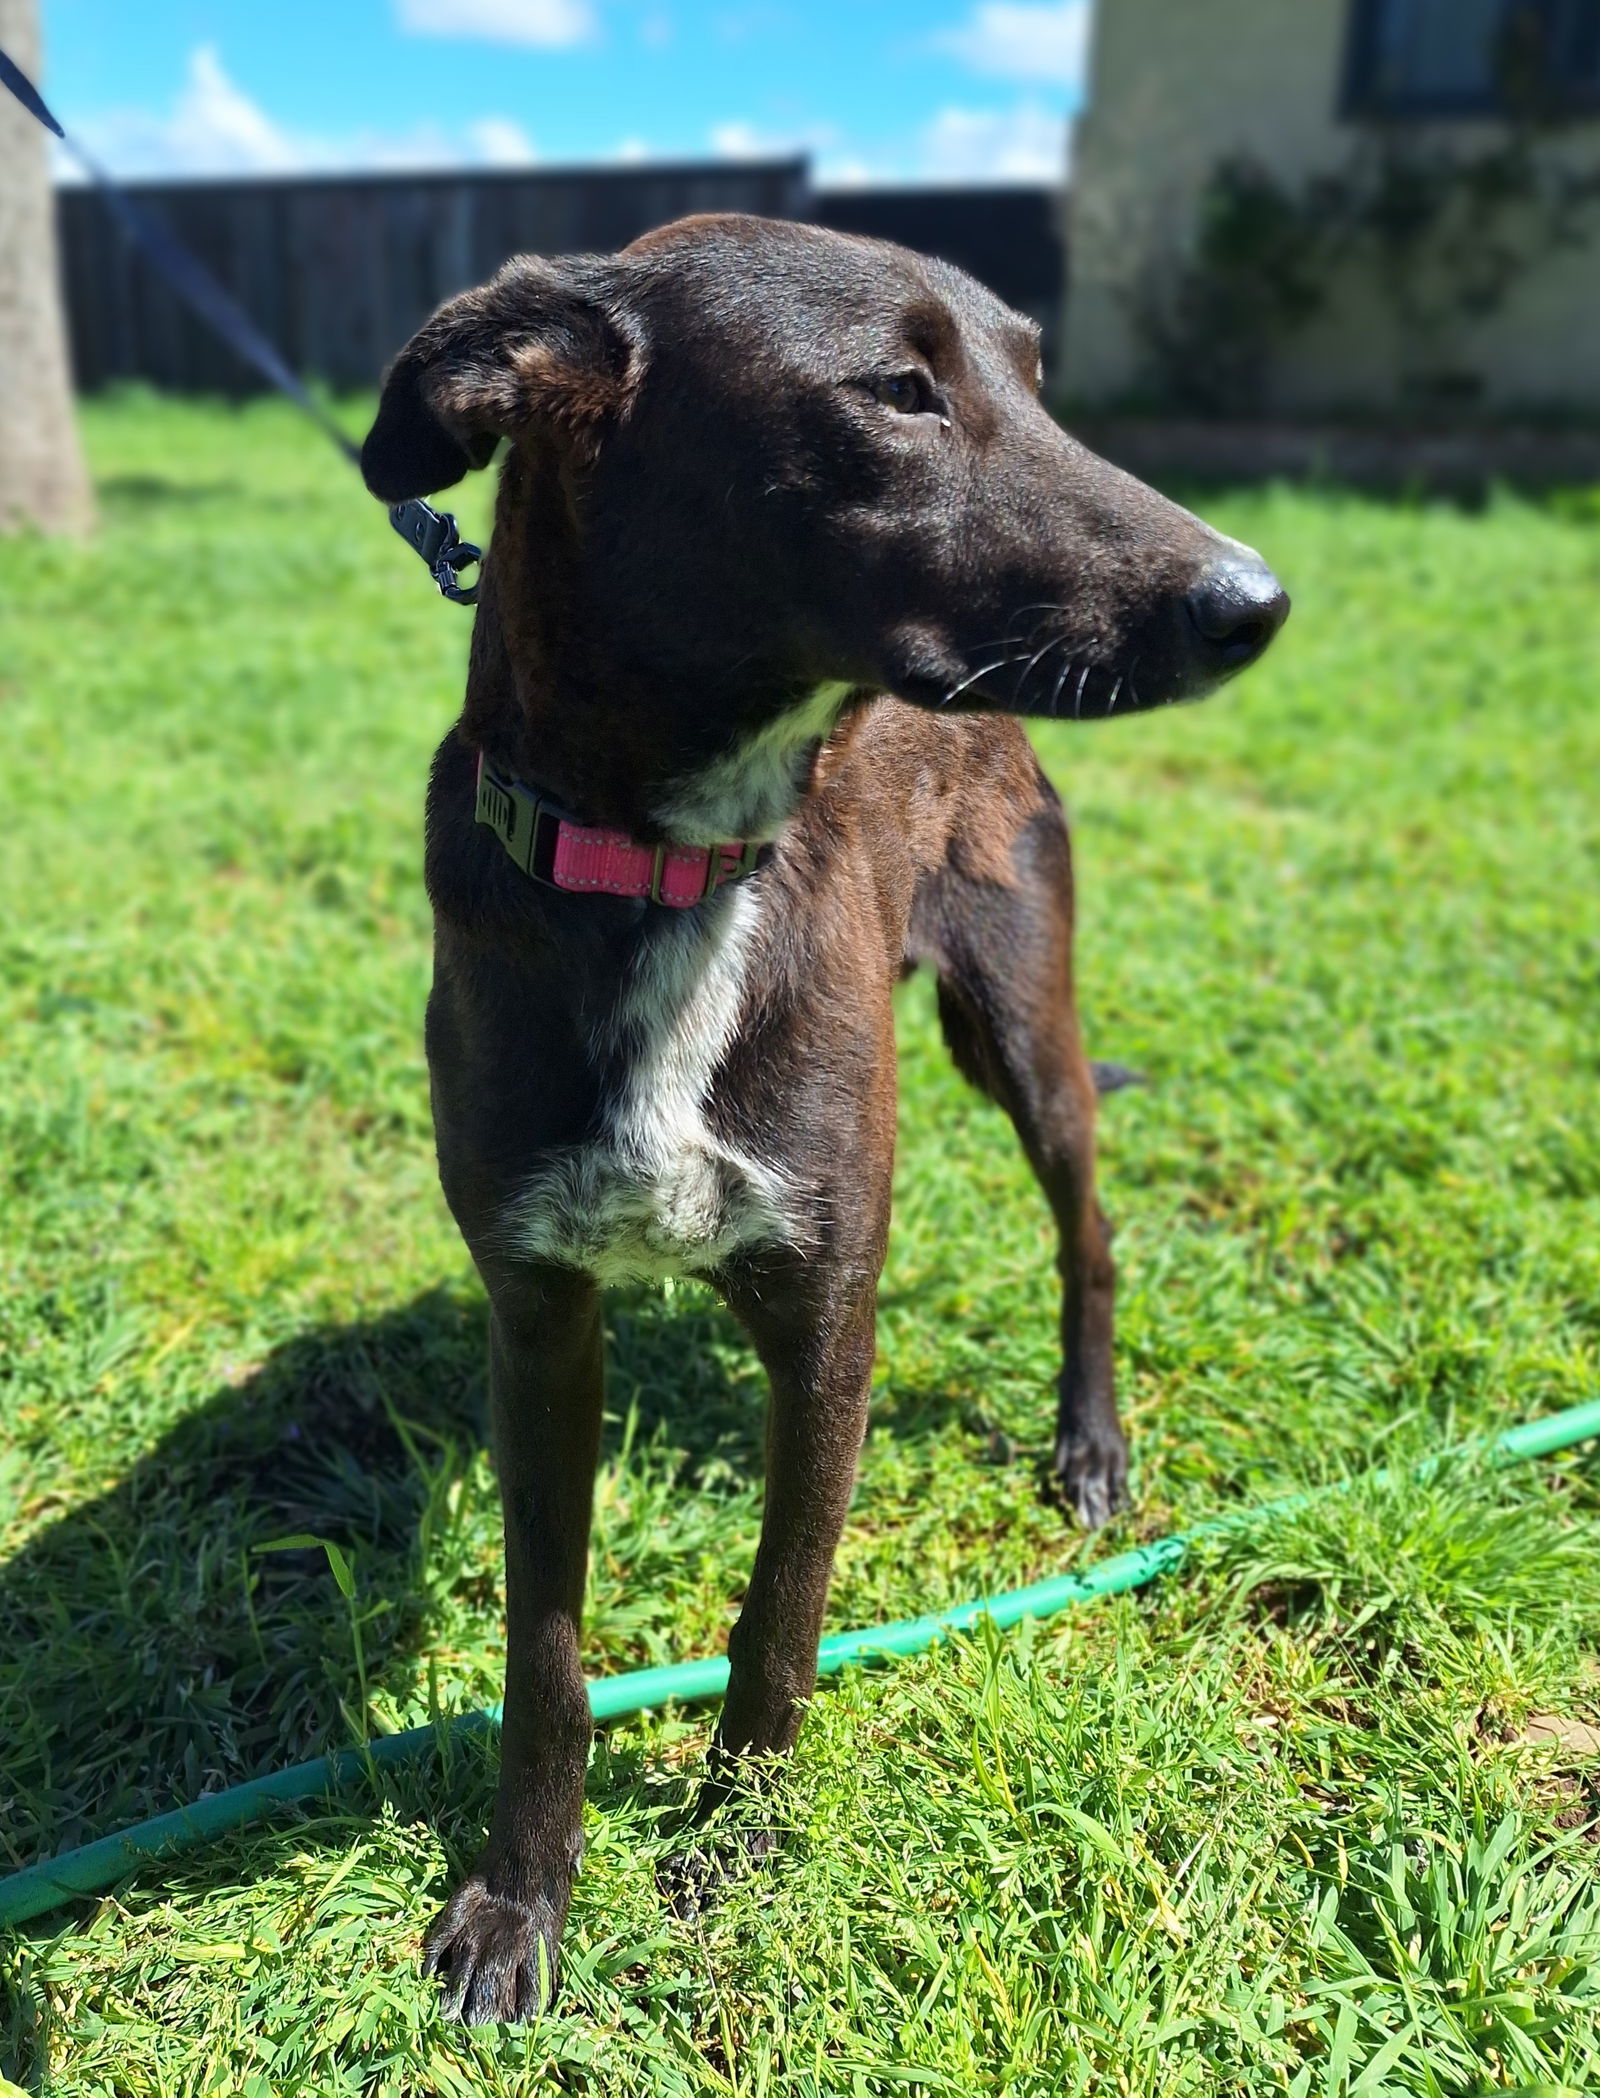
top-left (360, 212), bottom-right (1288, 2023)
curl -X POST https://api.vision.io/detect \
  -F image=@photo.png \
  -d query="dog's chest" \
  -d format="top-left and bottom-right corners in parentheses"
top-left (502, 888), bottom-right (795, 1284)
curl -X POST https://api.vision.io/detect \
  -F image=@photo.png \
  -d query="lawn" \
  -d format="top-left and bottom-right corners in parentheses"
top-left (1, 394), bottom-right (1599, 2096)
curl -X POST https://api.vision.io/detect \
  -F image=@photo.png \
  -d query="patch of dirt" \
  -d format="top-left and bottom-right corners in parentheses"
top-left (1542, 1774), bottom-right (1598, 1837)
top-left (1515, 1713), bottom-right (1600, 1762)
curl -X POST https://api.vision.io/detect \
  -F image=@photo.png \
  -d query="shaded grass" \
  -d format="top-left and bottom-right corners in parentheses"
top-left (1, 394), bottom-right (1598, 2093)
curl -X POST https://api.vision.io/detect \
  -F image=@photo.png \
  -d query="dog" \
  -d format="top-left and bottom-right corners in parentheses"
top-left (359, 212), bottom-right (1288, 2023)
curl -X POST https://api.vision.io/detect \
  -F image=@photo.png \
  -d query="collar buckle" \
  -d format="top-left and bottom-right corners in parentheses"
top-left (475, 752), bottom-right (549, 876)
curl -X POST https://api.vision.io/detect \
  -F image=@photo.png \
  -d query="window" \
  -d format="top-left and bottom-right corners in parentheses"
top-left (1343, 0), bottom-right (1600, 117)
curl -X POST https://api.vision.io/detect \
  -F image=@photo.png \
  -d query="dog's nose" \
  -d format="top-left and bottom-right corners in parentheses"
top-left (1184, 556), bottom-right (1290, 676)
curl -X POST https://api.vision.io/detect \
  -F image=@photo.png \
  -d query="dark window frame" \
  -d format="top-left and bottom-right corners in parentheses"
top-left (1341, 0), bottom-right (1600, 118)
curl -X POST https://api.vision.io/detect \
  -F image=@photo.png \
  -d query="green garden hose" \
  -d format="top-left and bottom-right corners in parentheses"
top-left (3, 1397), bottom-right (1597, 1931)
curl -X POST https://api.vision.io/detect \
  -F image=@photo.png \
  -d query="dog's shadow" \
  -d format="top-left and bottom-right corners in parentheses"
top-left (0, 1282), bottom-right (778, 1884)
top-left (1, 1262), bottom-right (1018, 1922)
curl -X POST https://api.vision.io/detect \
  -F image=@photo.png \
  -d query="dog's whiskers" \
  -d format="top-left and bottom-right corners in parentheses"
top-left (1073, 662), bottom-right (1092, 719)
top-left (1001, 601), bottom-right (1066, 640)
top-left (1121, 658), bottom-right (1143, 716)
top-left (1015, 632), bottom-right (1067, 709)
top-left (1047, 651), bottom-right (1080, 719)
top-left (939, 646), bottom-right (1026, 708)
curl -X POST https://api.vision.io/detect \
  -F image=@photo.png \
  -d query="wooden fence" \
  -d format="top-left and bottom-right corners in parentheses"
top-left (55, 160), bottom-right (807, 395)
top-left (55, 161), bottom-right (1065, 396)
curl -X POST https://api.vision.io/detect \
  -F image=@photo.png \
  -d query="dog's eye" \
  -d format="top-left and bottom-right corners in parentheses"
top-left (870, 372), bottom-right (934, 416)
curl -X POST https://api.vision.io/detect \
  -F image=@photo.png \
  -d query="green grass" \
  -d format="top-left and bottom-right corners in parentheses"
top-left (2, 393), bottom-right (1599, 2095)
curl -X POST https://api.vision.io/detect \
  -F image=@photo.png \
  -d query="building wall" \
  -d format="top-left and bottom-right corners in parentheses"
top-left (1063, 0), bottom-right (1600, 414)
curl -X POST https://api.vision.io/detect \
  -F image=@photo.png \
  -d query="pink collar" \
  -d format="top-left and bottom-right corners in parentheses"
top-left (474, 751), bottom-right (766, 908)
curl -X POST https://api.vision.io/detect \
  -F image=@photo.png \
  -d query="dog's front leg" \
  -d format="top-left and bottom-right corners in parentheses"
top-left (425, 1263), bottom-right (604, 2025)
top-left (714, 1264), bottom-right (879, 1773)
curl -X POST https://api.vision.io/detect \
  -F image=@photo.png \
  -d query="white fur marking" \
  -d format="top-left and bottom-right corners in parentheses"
top-left (655, 680), bottom-right (854, 844)
top-left (500, 883), bottom-right (799, 1284)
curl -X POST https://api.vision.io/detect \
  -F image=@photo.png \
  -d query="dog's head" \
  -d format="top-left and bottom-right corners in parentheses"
top-left (363, 214), bottom-right (1286, 726)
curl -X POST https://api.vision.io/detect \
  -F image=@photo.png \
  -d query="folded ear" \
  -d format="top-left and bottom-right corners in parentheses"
top-left (360, 256), bottom-right (645, 503)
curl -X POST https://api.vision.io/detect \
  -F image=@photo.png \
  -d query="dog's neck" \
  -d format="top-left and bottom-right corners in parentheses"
top-left (456, 449), bottom-right (859, 846)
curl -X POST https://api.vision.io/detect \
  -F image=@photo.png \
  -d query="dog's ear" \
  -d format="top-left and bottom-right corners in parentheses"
top-left (361, 257), bottom-right (645, 503)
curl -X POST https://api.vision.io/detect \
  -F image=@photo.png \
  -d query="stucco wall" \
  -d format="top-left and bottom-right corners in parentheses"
top-left (1063, 0), bottom-right (1600, 414)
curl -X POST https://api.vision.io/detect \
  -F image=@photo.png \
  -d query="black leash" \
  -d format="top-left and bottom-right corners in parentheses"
top-left (0, 44), bottom-right (481, 606)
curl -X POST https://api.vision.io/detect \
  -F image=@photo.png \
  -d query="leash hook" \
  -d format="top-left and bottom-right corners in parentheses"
top-left (387, 498), bottom-right (482, 607)
top-left (3, 43), bottom-right (485, 612)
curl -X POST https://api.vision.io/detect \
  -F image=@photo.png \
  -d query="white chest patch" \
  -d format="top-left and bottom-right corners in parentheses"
top-left (654, 680), bottom-right (855, 844)
top-left (500, 883), bottom-right (799, 1284)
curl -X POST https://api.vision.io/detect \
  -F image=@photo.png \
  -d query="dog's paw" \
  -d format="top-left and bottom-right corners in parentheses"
top-left (1052, 1429), bottom-right (1129, 1531)
top-left (423, 1875), bottom-right (567, 2025)
top-left (658, 1823), bottom-right (779, 1923)
top-left (1089, 1060), bottom-right (1145, 1097)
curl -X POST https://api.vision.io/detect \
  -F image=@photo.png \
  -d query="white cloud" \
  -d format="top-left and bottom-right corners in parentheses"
top-left (914, 98), bottom-right (1068, 181)
top-left (803, 92), bottom-right (1071, 188)
top-left (394, 0), bottom-right (596, 45)
top-left (818, 155), bottom-right (876, 189)
top-left (71, 44), bottom-right (305, 176)
top-left (933, 2), bottom-right (1090, 89)
top-left (64, 46), bottom-right (547, 180)
top-left (708, 118), bottom-right (769, 159)
top-left (709, 116), bottom-right (836, 161)
top-left (466, 116), bottom-right (540, 164)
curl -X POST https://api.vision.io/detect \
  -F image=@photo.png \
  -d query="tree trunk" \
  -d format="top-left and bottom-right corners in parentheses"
top-left (0, 0), bottom-right (92, 535)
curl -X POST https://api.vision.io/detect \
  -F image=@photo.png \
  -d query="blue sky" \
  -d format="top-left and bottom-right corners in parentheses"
top-left (38, 0), bottom-right (1089, 186)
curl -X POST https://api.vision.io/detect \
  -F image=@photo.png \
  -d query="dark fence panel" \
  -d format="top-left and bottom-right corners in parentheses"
top-left (56, 159), bottom-right (809, 395)
top-left (813, 185), bottom-right (1065, 369)
top-left (55, 162), bottom-right (1065, 395)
